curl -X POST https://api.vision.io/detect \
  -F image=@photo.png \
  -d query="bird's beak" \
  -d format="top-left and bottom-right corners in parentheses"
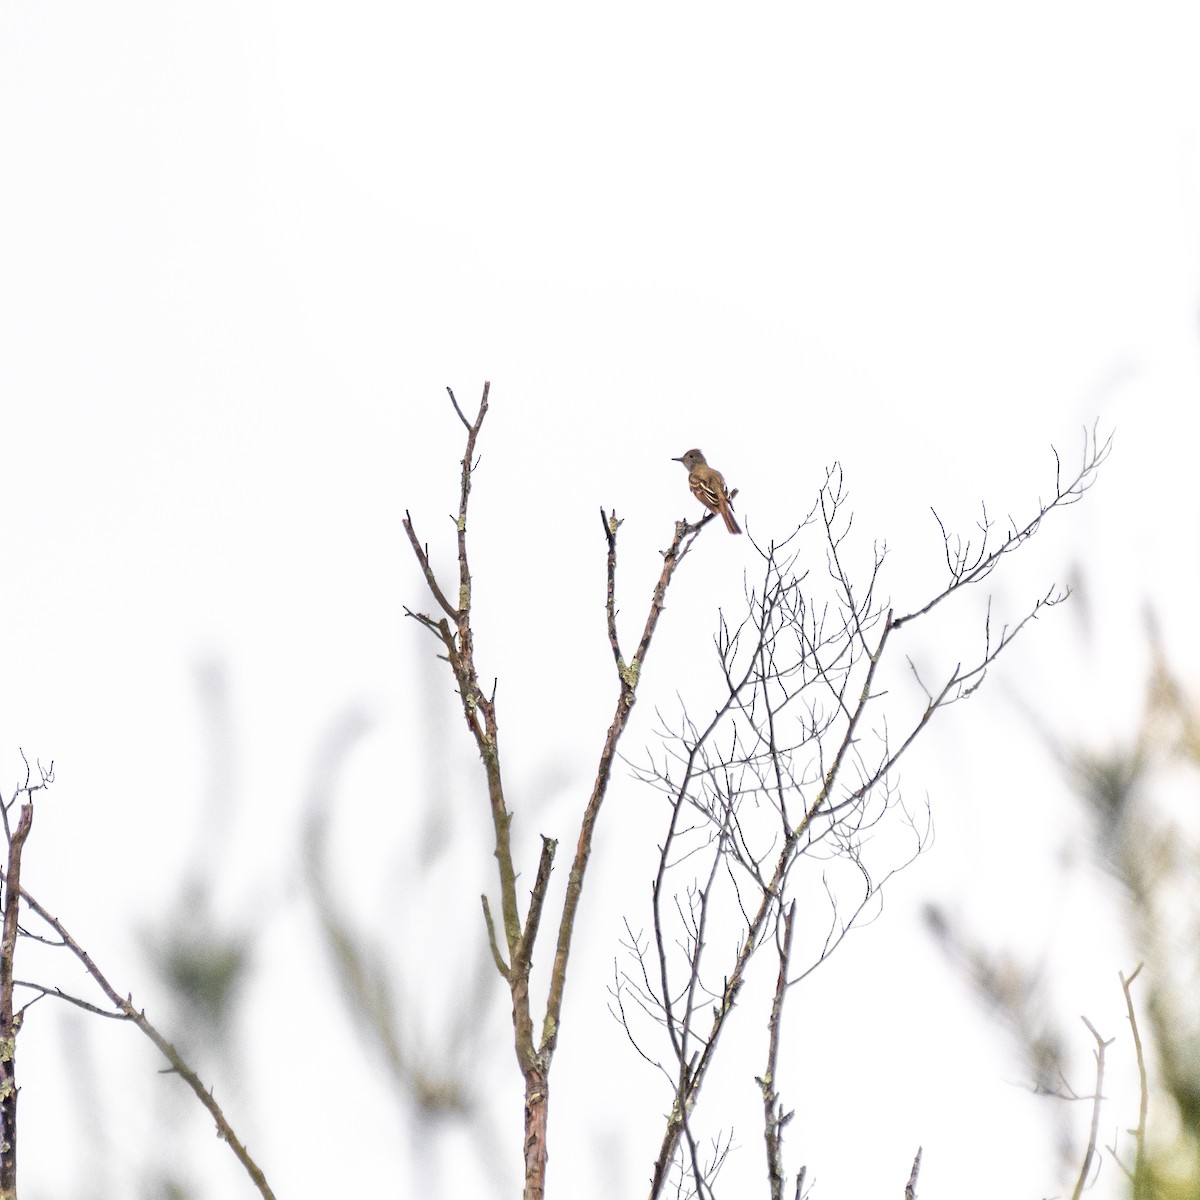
top-left (671, 455), bottom-right (684, 463)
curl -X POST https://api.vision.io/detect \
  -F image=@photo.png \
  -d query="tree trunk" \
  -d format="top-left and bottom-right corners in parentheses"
top-left (523, 1065), bottom-right (549, 1200)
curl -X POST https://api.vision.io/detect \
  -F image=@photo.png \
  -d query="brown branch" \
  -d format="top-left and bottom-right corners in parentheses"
top-left (514, 838), bottom-right (557, 977)
top-left (522, 1065), bottom-right (549, 1200)
top-left (0, 804), bottom-right (33, 1198)
top-left (13, 980), bottom-right (125, 1020)
top-left (445, 385), bottom-right (474, 431)
top-left (402, 518), bottom-right (460, 621)
top-left (635, 432), bottom-right (1107, 1195)
top-left (601, 508), bottom-right (624, 669)
top-left (480, 895), bottom-right (511, 979)
top-left (904, 1147), bottom-right (922, 1199)
top-left (1071, 1016), bottom-right (1113, 1200)
top-left (17, 885), bottom-right (276, 1200)
top-left (894, 423), bottom-right (1111, 629)
top-left (795, 609), bottom-right (894, 840)
top-left (541, 517), bottom-right (695, 1061)
top-left (407, 396), bottom-right (752, 1198)
top-left (405, 383), bottom-right (555, 1188)
top-left (451, 384), bottom-right (489, 608)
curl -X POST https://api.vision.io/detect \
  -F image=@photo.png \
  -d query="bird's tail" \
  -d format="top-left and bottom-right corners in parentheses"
top-left (721, 500), bottom-right (742, 535)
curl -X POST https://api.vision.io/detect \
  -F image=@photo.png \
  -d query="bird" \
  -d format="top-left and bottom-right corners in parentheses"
top-left (672, 448), bottom-right (742, 534)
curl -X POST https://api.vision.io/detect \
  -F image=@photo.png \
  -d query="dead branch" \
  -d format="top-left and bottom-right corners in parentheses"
top-left (758, 901), bottom-right (797, 1200)
top-left (1071, 1016), bottom-right (1113, 1200)
top-left (0, 803), bottom-right (33, 1198)
top-left (17, 885), bottom-right (276, 1200)
top-left (632, 429), bottom-right (1107, 1197)
top-left (1119, 965), bottom-right (1149, 1198)
top-left (895, 423), bottom-right (1111, 630)
top-left (905, 1147), bottom-right (922, 1199)
top-left (405, 385), bottom-right (714, 1200)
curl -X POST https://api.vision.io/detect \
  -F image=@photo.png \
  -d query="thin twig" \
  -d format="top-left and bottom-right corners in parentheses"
top-left (13, 980), bottom-right (126, 1020)
top-left (1072, 1016), bottom-right (1113, 1200)
top-left (895, 424), bottom-right (1111, 629)
top-left (1119, 964), bottom-right (1148, 1197)
top-left (542, 514), bottom-right (698, 1063)
top-left (404, 385), bottom-right (713, 1200)
top-left (481, 895), bottom-right (510, 979)
top-left (637, 432), bottom-right (1107, 1197)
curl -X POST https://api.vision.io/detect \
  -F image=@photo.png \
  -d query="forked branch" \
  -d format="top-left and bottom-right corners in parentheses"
top-left (896, 423), bottom-right (1111, 629)
top-left (405, 387), bottom-right (716, 1200)
top-left (629, 428), bottom-right (1108, 1197)
top-left (1071, 1017), bottom-right (1113, 1200)
top-left (0, 803), bottom-right (33, 1198)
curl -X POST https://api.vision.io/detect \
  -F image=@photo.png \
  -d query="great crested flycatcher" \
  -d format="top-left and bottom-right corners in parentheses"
top-left (672, 448), bottom-right (742, 534)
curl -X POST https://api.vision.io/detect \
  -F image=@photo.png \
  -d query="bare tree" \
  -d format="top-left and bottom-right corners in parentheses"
top-left (0, 386), bottom-right (1109, 1199)
top-left (609, 429), bottom-right (1110, 1197)
top-left (403, 381), bottom-right (1110, 1197)
top-left (403, 382), bottom-right (731, 1199)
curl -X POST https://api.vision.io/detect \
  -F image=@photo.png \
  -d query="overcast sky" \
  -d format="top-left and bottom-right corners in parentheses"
top-left (2, 3), bottom-right (1199, 1198)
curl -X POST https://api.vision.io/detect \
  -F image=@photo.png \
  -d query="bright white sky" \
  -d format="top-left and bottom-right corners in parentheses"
top-left (2, 3), bottom-right (1199, 1198)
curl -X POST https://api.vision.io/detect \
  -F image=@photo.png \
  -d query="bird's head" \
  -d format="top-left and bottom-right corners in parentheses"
top-left (672, 449), bottom-right (707, 470)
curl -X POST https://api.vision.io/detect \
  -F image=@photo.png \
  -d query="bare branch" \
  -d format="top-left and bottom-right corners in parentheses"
top-left (514, 837), bottom-right (557, 977)
top-left (13, 980), bottom-right (126, 1020)
top-left (905, 1147), bottom-right (922, 1199)
top-left (759, 901), bottom-right (797, 1200)
top-left (601, 508), bottom-right (629, 677)
top-left (445, 384), bottom-right (475, 431)
top-left (481, 895), bottom-right (511, 979)
top-left (541, 513), bottom-right (700, 1061)
top-left (1119, 964), bottom-right (1148, 1197)
top-left (0, 803), bottom-right (33, 1195)
top-left (17, 885), bottom-right (276, 1200)
top-left (402, 383), bottom-right (522, 977)
top-left (895, 423), bottom-right (1111, 629)
top-left (405, 386), bottom-right (721, 1200)
top-left (632, 431), bottom-right (1107, 1197)
top-left (1071, 1016), bottom-right (1113, 1200)
top-left (402, 517), bottom-right (461, 621)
